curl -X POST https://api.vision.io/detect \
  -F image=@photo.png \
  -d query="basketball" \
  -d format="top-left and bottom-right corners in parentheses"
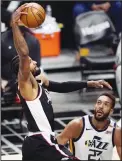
top-left (20, 3), bottom-right (45, 28)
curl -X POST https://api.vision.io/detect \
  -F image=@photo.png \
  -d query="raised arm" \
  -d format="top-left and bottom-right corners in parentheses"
top-left (114, 127), bottom-right (122, 160)
top-left (11, 4), bottom-right (38, 100)
top-left (56, 118), bottom-right (83, 145)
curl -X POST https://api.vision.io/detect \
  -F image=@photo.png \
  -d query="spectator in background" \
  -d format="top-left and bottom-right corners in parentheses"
top-left (1, 1), bottom-right (22, 31)
top-left (2, 24), bottom-right (41, 106)
top-left (73, 1), bottom-right (122, 35)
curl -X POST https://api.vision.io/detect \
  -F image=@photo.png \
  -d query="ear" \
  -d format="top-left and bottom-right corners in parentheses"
top-left (110, 108), bottom-right (113, 116)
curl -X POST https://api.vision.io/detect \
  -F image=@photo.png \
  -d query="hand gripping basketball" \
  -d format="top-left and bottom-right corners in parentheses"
top-left (11, 3), bottom-right (28, 25)
top-left (20, 2), bottom-right (46, 28)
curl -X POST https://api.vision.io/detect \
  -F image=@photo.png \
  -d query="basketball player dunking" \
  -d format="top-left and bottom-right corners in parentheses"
top-left (57, 93), bottom-right (122, 160)
top-left (11, 4), bottom-right (114, 161)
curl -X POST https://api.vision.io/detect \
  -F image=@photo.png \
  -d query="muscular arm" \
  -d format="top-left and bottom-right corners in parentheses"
top-left (35, 73), bottom-right (87, 92)
top-left (46, 81), bottom-right (87, 93)
top-left (56, 118), bottom-right (83, 145)
top-left (36, 73), bottom-right (112, 92)
top-left (36, 74), bottom-right (87, 92)
top-left (11, 8), bottom-right (38, 100)
top-left (12, 22), bottom-right (30, 80)
top-left (35, 73), bottom-right (87, 93)
top-left (43, 80), bottom-right (112, 92)
top-left (114, 127), bottom-right (122, 160)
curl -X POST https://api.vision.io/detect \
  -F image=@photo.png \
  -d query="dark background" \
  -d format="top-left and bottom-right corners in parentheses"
top-left (2, 1), bottom-right (80, 49)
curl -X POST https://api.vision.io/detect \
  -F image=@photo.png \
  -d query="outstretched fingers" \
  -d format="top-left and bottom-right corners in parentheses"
top-left (98, 80), bottom-right (112, 90)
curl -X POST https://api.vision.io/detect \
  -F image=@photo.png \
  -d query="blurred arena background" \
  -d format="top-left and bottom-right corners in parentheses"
top-left (1, 1), bottom-right (121, 160)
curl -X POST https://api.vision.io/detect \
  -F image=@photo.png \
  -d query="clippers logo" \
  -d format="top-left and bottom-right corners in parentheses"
top-left (81, 21), bottom-right (110, 36)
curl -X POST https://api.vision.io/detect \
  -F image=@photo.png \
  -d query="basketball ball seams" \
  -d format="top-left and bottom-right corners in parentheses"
top-left (30, 6), bottom-right (39, 27)
top-left (31, 6), bottom-right (45, 20)
top-left (36, 12), bottom-right (44, 24)
top-left (31, 5), bottom-right (45, 14)
top-left (20, 3), bottom-right (45, 28)
top-left (32, 6), bottom-right (45, 20)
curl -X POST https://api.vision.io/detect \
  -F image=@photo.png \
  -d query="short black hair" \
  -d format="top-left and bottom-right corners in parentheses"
top-left (11, 55), bottom-right (41, 77)
top-left (11, 55), bottom-right (19, 75)
top-left (98, 92), bottom-right (116, 109)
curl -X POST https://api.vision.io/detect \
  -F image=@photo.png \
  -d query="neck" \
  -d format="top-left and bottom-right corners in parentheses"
top-left (92, 116), bottom-right (109, 130)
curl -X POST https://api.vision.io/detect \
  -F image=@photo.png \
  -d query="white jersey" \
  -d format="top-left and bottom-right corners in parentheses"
top-left (72, 115), bottom-right (116, 160)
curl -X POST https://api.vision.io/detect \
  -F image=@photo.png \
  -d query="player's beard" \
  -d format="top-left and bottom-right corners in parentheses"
top-left (32, 68), bottom-right (42, 83)
top-left (94, 110), bottom-right (110, 122)
top-left (32, 67), bottom-right (41, 77)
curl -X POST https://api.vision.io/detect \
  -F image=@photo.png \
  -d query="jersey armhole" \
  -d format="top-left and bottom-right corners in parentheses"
top-left (73, 117), bottom-right (85, 142)
top-left (112, 122), bottom-right (116, 147)
top-left (25, 84), bottom-right (42, 102)
top-left (33, 84), bottom-right (42, 100)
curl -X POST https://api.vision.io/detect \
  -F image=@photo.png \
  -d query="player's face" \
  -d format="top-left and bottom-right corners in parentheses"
top-left (94, 96), bottom-right (113, 121)
top-left (29, 58), bottom-right (38, 74)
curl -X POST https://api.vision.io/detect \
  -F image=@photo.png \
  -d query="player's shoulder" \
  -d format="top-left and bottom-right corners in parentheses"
top-left (69, 117), bottom-right (84, 129)
top-left (109, 119), bottom-right (121, 135)
top-left (109, 119), bottom-right (118, 128)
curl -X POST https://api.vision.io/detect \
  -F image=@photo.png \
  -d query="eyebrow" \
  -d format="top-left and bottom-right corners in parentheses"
top-left (97, 100), bottom-right (110, 104)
